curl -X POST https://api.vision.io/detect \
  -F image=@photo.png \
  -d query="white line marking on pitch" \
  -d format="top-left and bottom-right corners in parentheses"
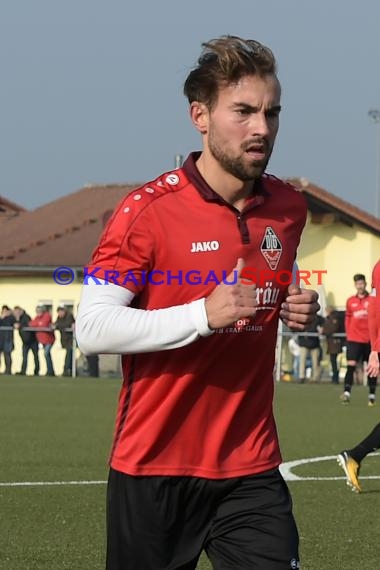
top-left (280, 453), bottom-right (380, 481)
top-left (0, 480), bottom-right (107, 488)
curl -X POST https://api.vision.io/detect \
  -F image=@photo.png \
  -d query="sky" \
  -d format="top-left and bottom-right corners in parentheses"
top-left (2, 0), bottom-right (380, 216)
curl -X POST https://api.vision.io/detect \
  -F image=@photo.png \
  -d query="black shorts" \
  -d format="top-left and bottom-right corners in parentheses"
top-left (106, 467), bottom-right (299, 570)
top-left (346, 341), bottom-right (371, 363)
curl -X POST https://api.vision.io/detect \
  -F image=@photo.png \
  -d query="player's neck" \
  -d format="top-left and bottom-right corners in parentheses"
top-left (195, 152), bottom-right (257, 211)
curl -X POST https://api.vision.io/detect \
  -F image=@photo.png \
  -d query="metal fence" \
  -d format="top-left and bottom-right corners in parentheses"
top-left (275, 321), bottom-right (348, 383)
top-left (1, 323), bottom-right (350, 381)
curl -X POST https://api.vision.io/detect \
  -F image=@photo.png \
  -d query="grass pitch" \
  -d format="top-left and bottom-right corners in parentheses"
top-left (1, 375), bottom-right (380, 569)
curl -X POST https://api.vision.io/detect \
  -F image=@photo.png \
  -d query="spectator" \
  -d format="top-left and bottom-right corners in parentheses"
top-left (298, 315), bottom-right (324, 383)
top-left (54, 305), bottom-right (75, 376)
top-left (29, 305), bottom-right (55, 377)
top-left (13, 306), bottom-right (40, 376)
top-left (288, 334), bottom-right (300, 380)
top-left (0, 305), bottom-right (16, 374)
top-left (321, 305), bottom-right (343, 384)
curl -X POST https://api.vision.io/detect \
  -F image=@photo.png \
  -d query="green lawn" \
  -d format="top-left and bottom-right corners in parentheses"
top-left (1, 376), bottom-right (379, 569)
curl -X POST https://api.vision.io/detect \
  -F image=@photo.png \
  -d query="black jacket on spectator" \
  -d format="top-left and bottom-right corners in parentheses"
top-left (0, 314), bottom-right (16, 347)
top-left (55, 311), bottom-right (75, 349)
top-left (15, 311), bottom-right (37, 346)
top-left (298, 315), bottom-right (324, 349)
top-left (322, 311), bottom-right (343, 355)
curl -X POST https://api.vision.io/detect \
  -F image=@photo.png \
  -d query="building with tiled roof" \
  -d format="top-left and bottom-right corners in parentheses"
top-left (287, 177), bottom-right (380, 310)
top-left (0, 183), bottom-right (137, 268)
top-left (0, 195), bottom-right (26, 223)
top-left (289, 177), bottom-right (380, 235)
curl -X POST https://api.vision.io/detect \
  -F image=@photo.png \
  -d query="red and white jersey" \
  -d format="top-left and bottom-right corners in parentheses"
top-left (345, 294), bottom-right (370, 343)
top-left (29, 312), bottom-right (55, 346)
top-left (87, 152), bottom-right (307, 479)
top-left (368, 260), bottom-right (380, 352)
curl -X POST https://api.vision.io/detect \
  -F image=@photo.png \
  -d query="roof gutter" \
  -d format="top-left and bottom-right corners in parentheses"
top-left (0, 265), bottom-right (83, 272)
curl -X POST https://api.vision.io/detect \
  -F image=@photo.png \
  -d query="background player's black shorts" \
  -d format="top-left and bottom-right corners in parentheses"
top-left (346, 341), bottom-right (371, 363)
top-left (106, 467), bottom-right (300, 570)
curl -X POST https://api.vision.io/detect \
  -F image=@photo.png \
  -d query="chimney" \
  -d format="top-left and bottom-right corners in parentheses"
top-left (174, 154), bottom-right (183, 169)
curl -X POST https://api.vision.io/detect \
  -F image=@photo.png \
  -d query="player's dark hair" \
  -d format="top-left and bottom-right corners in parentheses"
top-left (184, 35), bottom-right (277, 110)
top-left (353, 273), bottom-right (366, 282)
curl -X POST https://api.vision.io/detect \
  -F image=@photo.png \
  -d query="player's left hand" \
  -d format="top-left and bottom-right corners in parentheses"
top-left (279, 284), bottom-right (320, 331)
top-left (367, 350), bottom-right (379, 377)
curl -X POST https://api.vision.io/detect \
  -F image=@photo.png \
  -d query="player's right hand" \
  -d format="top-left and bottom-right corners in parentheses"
top-left (205, 258), bottom-right (257, 330)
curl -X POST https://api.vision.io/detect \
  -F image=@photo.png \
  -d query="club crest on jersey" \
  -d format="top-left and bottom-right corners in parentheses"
top-left (260, 226), bottom-right (282, 270)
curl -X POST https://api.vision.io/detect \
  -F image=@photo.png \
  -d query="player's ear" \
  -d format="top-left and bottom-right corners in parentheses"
top-left (190, 101), bottom-right (209, 135)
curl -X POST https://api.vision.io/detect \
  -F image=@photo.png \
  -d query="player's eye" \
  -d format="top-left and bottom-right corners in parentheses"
top-left (266, 109), bottom-right (280, 119)
top-left (236, 108), bottom-right (251, 116)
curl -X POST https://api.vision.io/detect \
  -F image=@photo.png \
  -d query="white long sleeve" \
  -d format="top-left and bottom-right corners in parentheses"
top-left (75, 279), bottom-right (214, 355)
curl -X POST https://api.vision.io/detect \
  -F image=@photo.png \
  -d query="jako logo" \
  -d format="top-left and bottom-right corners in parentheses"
top-left (190, 241), bottom-right (220, 253)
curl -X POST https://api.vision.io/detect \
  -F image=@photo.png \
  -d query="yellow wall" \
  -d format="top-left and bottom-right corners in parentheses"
top-left (0, 277), bottom-right (82, 375)
top-left (297, 215), bottom-right (380, 309)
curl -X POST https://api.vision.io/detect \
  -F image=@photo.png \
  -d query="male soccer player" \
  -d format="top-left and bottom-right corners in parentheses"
top-left (76, 35), bottom-right (319, 570)
top-left (340, 273), bottom-right (377, 405)
top-left (338, 259), bottom-right (380, 492)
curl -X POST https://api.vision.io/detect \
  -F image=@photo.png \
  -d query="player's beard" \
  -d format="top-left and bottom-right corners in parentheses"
top-left (208, 127), bottom-right (272, 181)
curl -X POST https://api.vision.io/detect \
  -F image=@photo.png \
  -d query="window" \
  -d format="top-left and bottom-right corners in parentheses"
top-left (38, 300), bottom-right (53, 314)
top-left (58, 300), bottom-right (75, 313)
